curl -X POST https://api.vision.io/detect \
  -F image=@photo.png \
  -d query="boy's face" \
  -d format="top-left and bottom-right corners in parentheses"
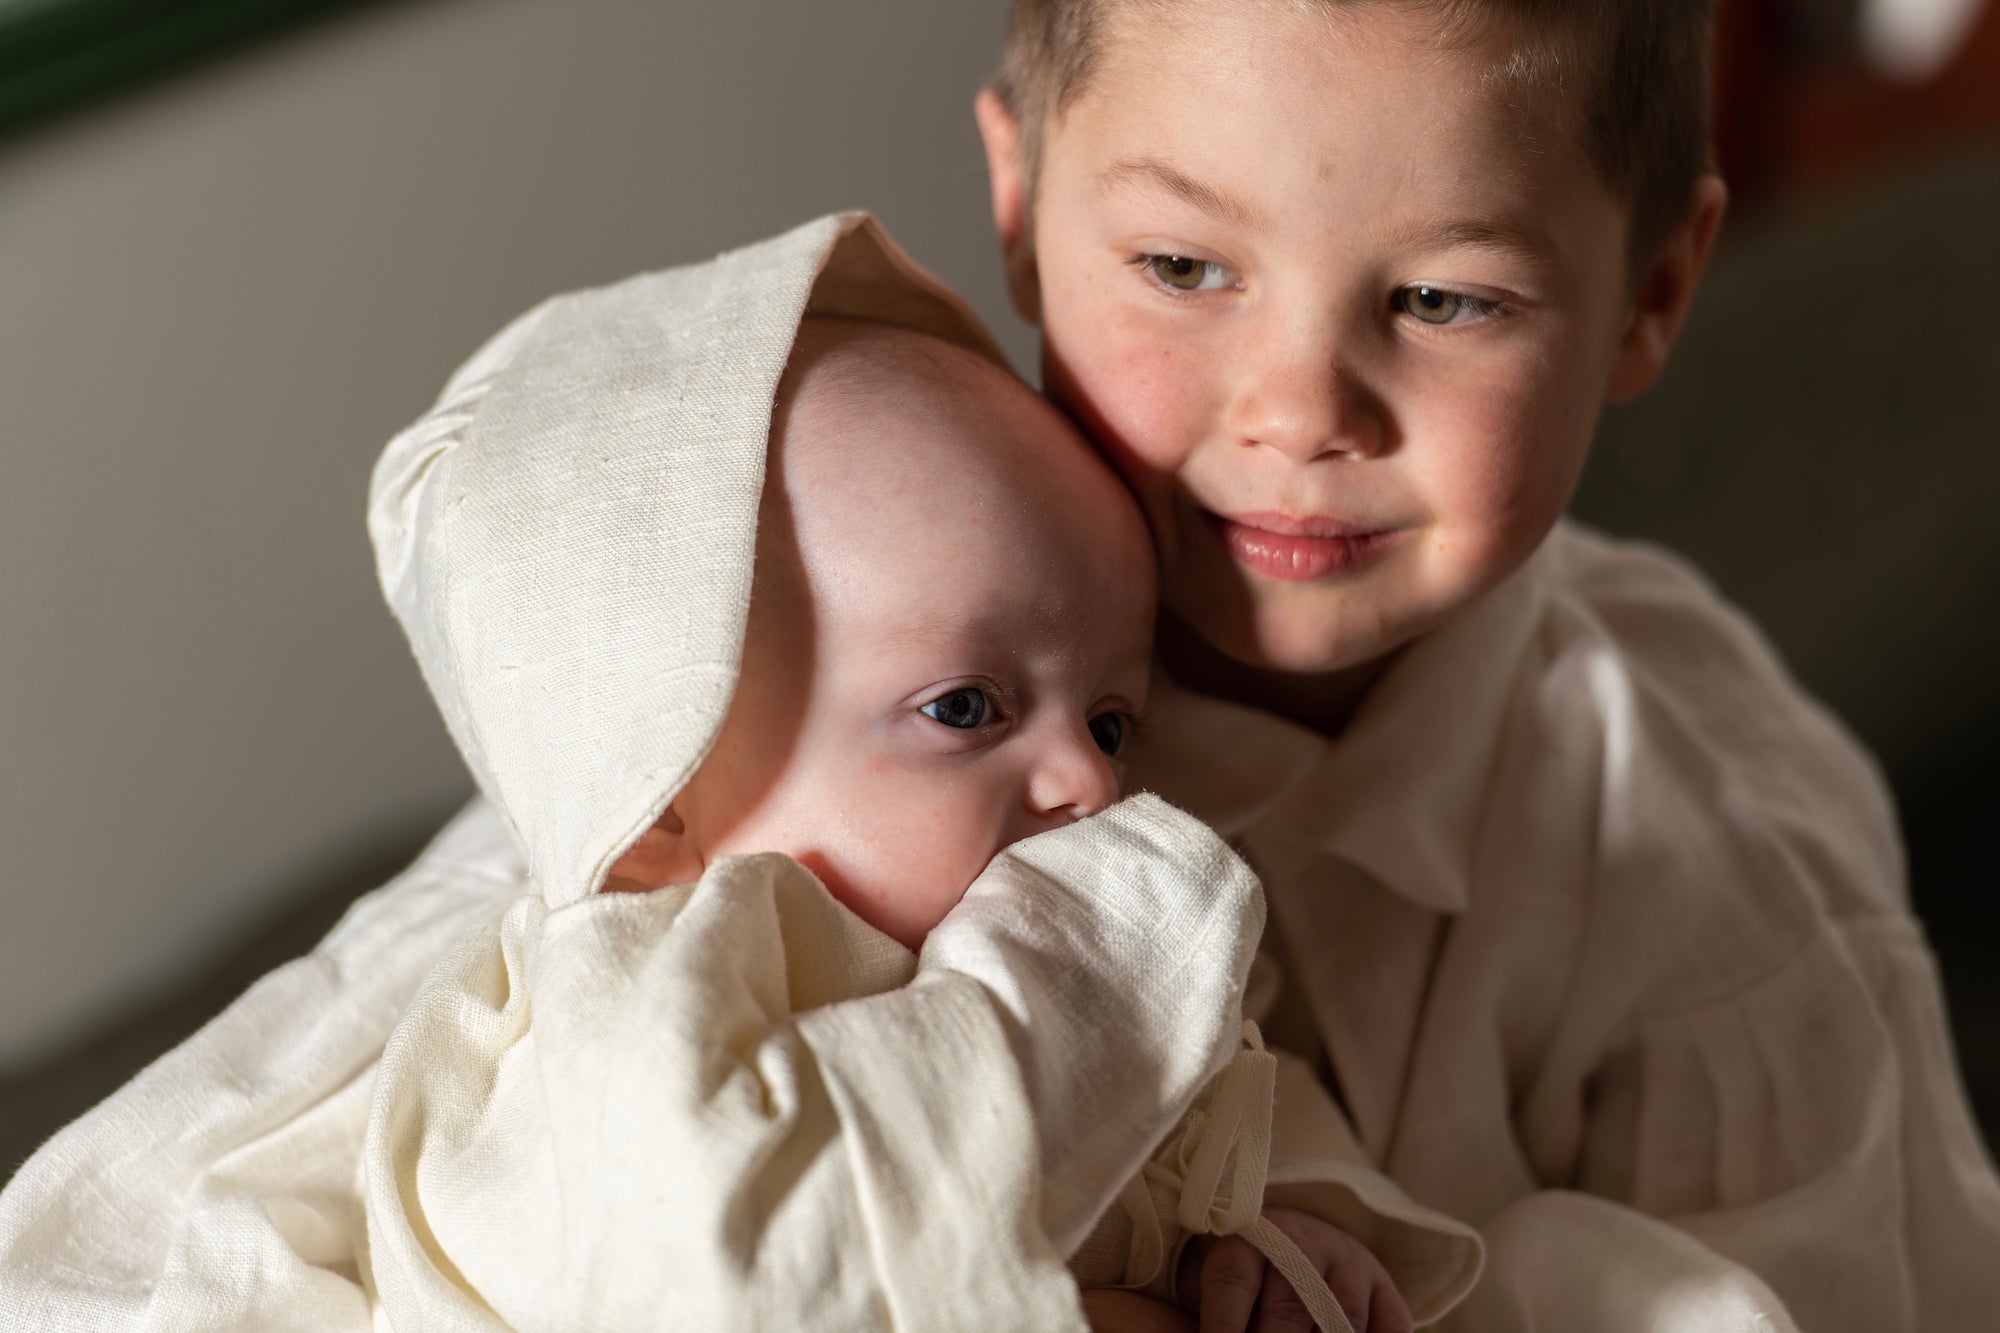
top-left (982, 0), bottom-right (1718, 679)
top-left (640, 326), bottom-right (1156, 950)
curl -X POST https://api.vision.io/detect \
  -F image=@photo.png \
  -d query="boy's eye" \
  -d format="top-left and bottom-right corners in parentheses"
top-left (921, 687), bottom-right (990, 730)
top-left (1088, 713), bottom-right (1126, 757)
top-left (1141, 254), bottom-right (1236, 293)
top-left (1394, 284), bottom-right (1497, 326)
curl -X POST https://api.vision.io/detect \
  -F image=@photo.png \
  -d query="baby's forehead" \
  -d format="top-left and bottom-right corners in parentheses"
top-left (775, 318), bottom-right (1077, 506)
top-left (764, 316), bottom-right (1148, 611)
top-left (782, 317), bottom-right (1031, 438)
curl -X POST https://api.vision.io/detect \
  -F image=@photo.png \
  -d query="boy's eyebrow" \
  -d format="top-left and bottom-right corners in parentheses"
top-left (1099, 157), bottom-right (1267, 231)
top-left (1391, 217), bottom-right (1559, 265)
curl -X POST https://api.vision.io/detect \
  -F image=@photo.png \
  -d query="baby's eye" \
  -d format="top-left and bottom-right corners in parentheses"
top-left (1394, 284), bottom-right (1500, 326)
top-left (1088, 712), bottom-right (1126, 757)
top-left (921, 687), bottom-right (990, 730)
top-left (1138, 254), bottom-right (1237, 293)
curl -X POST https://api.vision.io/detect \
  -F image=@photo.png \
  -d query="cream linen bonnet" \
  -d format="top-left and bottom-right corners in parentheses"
top-left (367, 214), bottom-right (1007, 909)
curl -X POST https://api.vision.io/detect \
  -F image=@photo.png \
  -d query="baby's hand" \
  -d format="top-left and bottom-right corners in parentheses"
top-left (1177, 1207), bottom-right (1412, 1333)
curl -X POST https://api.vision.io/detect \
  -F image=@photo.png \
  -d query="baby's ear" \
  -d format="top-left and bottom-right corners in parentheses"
top-left (974, 85), bottom-right (1042, 323)
top-left (1606, 174), bottom-right (1728, 402)
top-left (601, 805), bottom-right (700, 895)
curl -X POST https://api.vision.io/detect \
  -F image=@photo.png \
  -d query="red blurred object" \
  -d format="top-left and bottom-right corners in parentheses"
top-left (1715, 0), bottom-right (2000, 205)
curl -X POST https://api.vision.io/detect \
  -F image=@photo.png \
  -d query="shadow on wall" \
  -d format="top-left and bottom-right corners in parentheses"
top-left (1573, 147), bottom-right (2000, 1137)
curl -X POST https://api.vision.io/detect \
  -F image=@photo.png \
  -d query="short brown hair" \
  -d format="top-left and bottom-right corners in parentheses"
top-left (993, 0), bottom-right (1717, 260)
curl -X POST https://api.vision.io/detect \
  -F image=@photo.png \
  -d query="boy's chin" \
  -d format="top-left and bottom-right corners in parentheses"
top-left (1162, 594), bottom-right (1415, 686)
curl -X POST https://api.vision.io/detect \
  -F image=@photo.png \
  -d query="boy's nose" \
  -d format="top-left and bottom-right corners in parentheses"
top-left (1023, 726), bottom-right (1120, 828)
top-left (1228, 340), bottom-right (1385, 463)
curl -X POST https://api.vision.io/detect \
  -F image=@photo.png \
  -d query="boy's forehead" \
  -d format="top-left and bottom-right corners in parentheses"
top-left (1084, 0), bottom-right (1553, 95)
top-left (1066, 0), bottom-right (1584, 178)
top-left (1048, 0), bottom-right (1595, 233)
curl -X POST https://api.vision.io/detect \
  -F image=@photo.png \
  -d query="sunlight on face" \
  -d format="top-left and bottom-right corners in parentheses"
top-left (1026, 0), bottom-right (1637, 679)
top-left (668, 324), bottom-right (1157, 949)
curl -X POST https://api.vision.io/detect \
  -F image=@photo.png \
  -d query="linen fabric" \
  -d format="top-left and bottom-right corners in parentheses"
top-left (363, 799), bottom-right (1265, 1332)
top-left (0, 803), bottom-right (520, 1331)
top-left (1070, 960), bottom-right (1484, 1325)
top-left (1129, 521), bottom-right (2000, 1332)
top-left (0, 214), bottom-right (1272, 1330)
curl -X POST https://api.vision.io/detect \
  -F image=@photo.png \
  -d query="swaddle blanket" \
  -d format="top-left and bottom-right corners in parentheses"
top-left (0, 214), bottom-right (1266, 1331)
top-left (363, 807), bottom-right (1261, 1331)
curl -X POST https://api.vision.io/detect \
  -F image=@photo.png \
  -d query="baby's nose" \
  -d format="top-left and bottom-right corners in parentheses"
top-left (1024, 725), bottom-right (1121, 826)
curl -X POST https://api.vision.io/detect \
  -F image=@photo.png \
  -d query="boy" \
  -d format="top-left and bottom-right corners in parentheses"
top-left (973, 0), bottom-right (2000, 1328)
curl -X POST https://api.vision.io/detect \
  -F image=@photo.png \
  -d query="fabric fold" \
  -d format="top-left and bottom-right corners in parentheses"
top-left (362, 795), bottom-right (1264, 1332)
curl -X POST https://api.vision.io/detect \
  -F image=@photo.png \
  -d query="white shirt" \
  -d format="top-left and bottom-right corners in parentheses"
top-left (1129, 521), bottom-right (2000, 1331)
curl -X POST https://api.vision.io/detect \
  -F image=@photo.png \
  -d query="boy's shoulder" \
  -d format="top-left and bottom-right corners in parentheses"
top-left (1530, 523), bottom-right (1886, 812)
top-left (1524, 521), bottom-right (1905, 923)
top-left (1136, 521), bottom-right (1905, 943)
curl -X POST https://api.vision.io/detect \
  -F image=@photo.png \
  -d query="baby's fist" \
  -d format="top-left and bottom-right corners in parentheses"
top-left (1177, 1208), bottom-right (1411, 1333)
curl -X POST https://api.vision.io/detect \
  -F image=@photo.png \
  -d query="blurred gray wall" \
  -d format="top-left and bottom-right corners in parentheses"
top-left (0, 0), bottom-right (1029, 1072)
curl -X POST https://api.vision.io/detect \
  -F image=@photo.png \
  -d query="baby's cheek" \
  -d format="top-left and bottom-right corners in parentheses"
top-left (822, 769), bottom-right (991, 945)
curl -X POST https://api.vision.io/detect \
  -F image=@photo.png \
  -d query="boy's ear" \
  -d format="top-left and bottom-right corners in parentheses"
top-left (974, 85), bottom-right (1042, 323)
top-left (1606, 173), bottom-right (1729, 403)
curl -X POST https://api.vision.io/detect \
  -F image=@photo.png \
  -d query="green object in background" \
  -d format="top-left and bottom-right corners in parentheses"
top-left (0, 0), bottom-right (387, 141)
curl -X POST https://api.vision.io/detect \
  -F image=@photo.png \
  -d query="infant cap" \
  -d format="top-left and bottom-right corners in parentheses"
top-left (369, 214), bottom-right (1007, 908)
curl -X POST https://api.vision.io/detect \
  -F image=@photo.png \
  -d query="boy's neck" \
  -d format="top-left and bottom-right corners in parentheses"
top-left (1157, 613), bottom-right (1397, 739)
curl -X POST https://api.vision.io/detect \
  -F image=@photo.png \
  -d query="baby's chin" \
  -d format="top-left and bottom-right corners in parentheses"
top-left (788, 848), bottom-right (979, 953)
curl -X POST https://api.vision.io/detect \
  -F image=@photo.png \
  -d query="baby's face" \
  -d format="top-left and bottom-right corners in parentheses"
top-left (642, 323), bottom-right (1156, 950)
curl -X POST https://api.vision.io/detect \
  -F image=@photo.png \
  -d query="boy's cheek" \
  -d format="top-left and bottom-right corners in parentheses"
top-left (1045, 318), bottom-right (1204, 480)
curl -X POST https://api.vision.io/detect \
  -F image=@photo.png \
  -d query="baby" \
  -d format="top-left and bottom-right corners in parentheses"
top-left (597, 315), bottom-right (1155, 948)
top-left (607, 314), bottom-right (1478, 1329)
top-left (356, 218), bottom-right (1481, 1332)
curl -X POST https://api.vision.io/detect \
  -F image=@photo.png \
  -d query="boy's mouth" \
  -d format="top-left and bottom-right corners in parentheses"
top-left (1206, 511), bottom-right (1400, 582)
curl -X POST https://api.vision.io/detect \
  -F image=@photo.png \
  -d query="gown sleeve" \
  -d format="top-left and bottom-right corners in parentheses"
top-left (360, 794), bottom-right (1265, 1332)
top-left (0, 800), bottom-right (521, 1333)
top-left (1073, 1042), bottom-right (1485, 1327)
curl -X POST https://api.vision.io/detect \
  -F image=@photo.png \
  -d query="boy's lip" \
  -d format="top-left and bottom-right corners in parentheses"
top-left (1206, 511), bottom-right (1401, 581)
top-left (1217, 511), bottom-right (1378, 539)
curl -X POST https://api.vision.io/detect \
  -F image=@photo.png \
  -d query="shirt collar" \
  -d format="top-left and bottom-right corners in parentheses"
top-left (1129, 548), bottom-right (1549, 916)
